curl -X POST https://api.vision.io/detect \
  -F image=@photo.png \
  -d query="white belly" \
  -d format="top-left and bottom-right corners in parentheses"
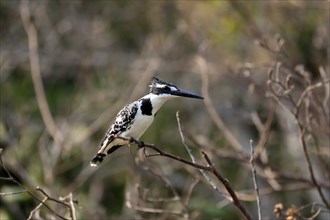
top-left (120, 114), bottom-right (154, 139)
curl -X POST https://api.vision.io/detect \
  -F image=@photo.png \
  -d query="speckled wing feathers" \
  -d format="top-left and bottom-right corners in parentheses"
top-left (90, 102), bottom-right (138, 166)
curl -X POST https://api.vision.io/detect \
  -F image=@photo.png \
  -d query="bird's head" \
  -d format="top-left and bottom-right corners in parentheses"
top-left (149, 77), bottom-right (204, 99)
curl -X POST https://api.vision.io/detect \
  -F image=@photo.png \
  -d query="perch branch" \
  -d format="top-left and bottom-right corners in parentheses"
top-left (116, 137), bottom-right (253, 220)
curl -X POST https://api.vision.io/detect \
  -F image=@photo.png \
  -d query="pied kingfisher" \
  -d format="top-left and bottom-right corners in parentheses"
top-left (90, 77), bottom-right (203, 166)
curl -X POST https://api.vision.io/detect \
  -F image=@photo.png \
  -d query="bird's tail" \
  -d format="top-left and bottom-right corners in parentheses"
top-left (90, 137), bottom-right (124, 167)
top-left (90, 144), bottom-right (123, 166)
top-left (90, 136), bottom-right (112, 166)
top-left (90, 153), bottom-right (106, 166)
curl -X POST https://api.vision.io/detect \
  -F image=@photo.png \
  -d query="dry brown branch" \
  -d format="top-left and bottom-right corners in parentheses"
top-left (0, 189), bottom-right (27, 196)
top-left (250, 103), bottom-right (281, 190)
top-left (126, 178), bottom-right (185, 218)
top-left (319, 66), bottom-right (329, 119)
top-left (298, 122), bottom-right (330, 209)
top-left (189, 133), bottom-right (330, 190)
top-left (249, 140), bottom-right (261, 220)
top-left (0, 148), bottom-right (69, 220)
top-left (20, 0), bottom-right (63, 144)
top-left (250, 101), bottom-right (276, 156)
top-left (269, 168), bottom-right (330, 190)
top-left (116, 137), bottom-right (253, 220)
top-left (237, 182), bottom-right (323, 202)
top-left (176, 111), bottom-right (229, 199)
top-left (36, 187), bottom-right (76, 220)
top-left (184, 178), bottom-right (199, 207)
top-left (139, 165), bottom-right (189, 219)
top-left (201, 151), bottom-right (253, 220)
top-left (196, 56), bottom-right (243, 152)
top-left (61, 193), bottom-right (77, 220)
top-left (125, 198), bottom-right (183, 217)
top-left (261, 54), bottom-right (330, 209)
top-left (27, 197), bottom-right (48, 220)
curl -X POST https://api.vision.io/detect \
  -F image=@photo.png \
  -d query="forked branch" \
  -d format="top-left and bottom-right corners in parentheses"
top-left (116, 136), bottom-right (253, 220)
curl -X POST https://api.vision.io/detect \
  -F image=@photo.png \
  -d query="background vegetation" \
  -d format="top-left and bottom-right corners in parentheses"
top-left (1, 1), bottom-right (329, 219)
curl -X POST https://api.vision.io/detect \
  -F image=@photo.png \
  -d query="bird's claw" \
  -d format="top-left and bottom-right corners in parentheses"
top-left (129, 137), bottom-right (144, 149)
top-left (129, 137), bottom-right (136, 144)
top-left (137, 141), bottom-right (145, 149)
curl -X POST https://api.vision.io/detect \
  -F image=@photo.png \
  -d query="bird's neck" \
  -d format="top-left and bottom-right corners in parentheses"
top-left (142, 93), bottom-right (173, 115)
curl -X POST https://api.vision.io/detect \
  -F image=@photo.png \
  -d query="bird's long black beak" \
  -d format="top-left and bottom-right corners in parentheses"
top-left (171, 88), bottom-right (204, 99)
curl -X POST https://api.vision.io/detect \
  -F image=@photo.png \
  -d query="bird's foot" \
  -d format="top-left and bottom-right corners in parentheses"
top-left (137, 141), bottom-right (145, 149)
top-left (129, 137), bottom-right (137, 144)
top-left (129, 137), bottom-right (145, 149)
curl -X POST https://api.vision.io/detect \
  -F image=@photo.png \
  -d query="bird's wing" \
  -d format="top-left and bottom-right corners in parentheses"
top-left (90, 102), bottom-right (138, 166)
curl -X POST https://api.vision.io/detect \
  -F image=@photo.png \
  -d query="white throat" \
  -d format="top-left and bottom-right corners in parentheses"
top-left (143, 93), bottom-right (174, 115)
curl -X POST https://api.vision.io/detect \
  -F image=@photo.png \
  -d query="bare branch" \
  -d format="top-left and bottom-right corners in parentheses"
top-left (36, 187), bottom-right (76, 220)
top-left (20, 0), bottom-right (63, 143)
top-left (0, 190), bottom-right (27, 196)
top-left (0, 148), bottom-right (69, 220)
top-left (184, 178), bottom-right (199, 207)
top-left (201, 151), bottom-right (253, 220)
top-left (196, 56), bottom-right (243, 152)
top-left (189, 134), bottom-right (330, 189)
top-left (27, 197), bottom-right (48, 220)
top-left (319, 67), bottom-right (329, 119)
top-left (250, 140), bottom-right (262, 220)
top-left (126, 202), bottom-right (183, 216)
top-left (176, 111), bottom-right (229, 199)
top-left (115, 137), bottom-right (253, 220)
top-left (298, 123), bottom-right (330, 209)
top-left (118, 136), bottom-right (213, 171)
top-left (140, 165), bottom-right (189, 218)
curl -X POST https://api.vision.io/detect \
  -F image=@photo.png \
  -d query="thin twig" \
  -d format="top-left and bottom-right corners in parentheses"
top-left (126, 190), bottom-right (183, 216)
top-left (0, 149), bottom-right (68, 220)
top-left (36, 187), bottom-right (76, 220)
top-left (189, 134), bottom-right (330, 189)
top-left (201, 151), bottom-right (253, 220)
top-left (298, 123), bottom-right (330, 209)
top-left (184, 178), bottom-right (199, 207)
top-left (176, 111), bottom-right (229, 198)
top-left (67, 193), bottom-right (77, 220)
top-left (250, 140), bottom-right (262, 220)
top-left (266, 63), bottom-right (330, 207)
top-left (140, 165), bottom-right (189, 218)
top-left (127, 203), bottom-right (183, 216)
top-left (319, 66), bottom-right (329, 120)
top-left (115, 137), bottom-right (253, 220)
top-left (196, 56), bottom-right (243, 152)
top-left (27, 197), bottom-right (48, 220)
top-left (0, 190), bottom-right (28, 196)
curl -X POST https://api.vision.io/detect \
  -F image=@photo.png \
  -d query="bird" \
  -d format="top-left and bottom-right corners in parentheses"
top-left (90, 77), bottom-right (203, 166)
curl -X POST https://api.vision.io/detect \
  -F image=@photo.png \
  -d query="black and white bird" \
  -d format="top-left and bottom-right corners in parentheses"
top-left (90, 77), bottom-right (203, 166)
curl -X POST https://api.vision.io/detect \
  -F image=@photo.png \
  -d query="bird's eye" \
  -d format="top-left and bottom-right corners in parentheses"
top-left (164, 86), bottom-right (171, 92)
